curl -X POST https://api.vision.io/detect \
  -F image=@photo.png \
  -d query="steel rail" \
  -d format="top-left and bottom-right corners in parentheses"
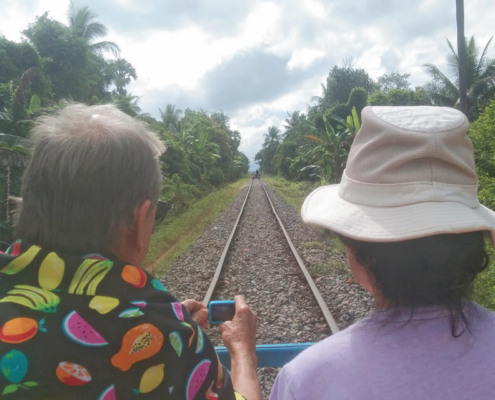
top-left (259, 178), bottom-right (340, 334)
top-left (202, 178), bottom-right (254, 305)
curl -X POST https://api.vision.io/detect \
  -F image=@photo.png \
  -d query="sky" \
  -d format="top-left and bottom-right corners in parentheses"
top-left (1, 0), bottom-right (495, 169)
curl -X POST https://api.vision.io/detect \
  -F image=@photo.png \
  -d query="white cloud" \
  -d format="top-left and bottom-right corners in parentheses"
top-left (2, 0), bottom-right (495, 166)
top-left (287, 48), bottom-right (325, 70)
top-left (0, 0), bottom-right (69, 40)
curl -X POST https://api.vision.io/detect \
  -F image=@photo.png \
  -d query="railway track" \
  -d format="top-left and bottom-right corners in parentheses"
top-left (204, 177), bottom-right (339, 337)
top-left (163, 177), bottom-right (374, 396)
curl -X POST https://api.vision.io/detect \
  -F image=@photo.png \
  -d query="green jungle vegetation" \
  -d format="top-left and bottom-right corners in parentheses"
top-left (0, 2), bottom-right (250, 244)
top-left (143, 177), bottom-right (249, 276)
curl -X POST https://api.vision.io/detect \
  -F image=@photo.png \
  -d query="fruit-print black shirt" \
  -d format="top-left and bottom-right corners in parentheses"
top-left (0, 241), bottom-right (245, 399)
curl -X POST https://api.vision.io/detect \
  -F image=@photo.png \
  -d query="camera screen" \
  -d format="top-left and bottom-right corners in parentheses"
top-left (211, 303), bottom-right (236, 322)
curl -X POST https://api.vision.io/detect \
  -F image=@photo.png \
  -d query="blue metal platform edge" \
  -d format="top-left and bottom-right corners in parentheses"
top-left (215, 343), bottom-right (315, 368)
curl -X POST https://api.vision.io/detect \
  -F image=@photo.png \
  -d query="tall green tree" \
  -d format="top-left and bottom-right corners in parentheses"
top-left (423, 36), bottom-right (495, 116)
top-left (377, 72), bottom-right (411, 92)
top-left (106, 59), bottom-right (137, 95)
top-left (67, 1), bottom-right (120, 56)
top-left (314, 63), bottom-right (376, 112)
top-left (159, 104), bottom-right (182, 132)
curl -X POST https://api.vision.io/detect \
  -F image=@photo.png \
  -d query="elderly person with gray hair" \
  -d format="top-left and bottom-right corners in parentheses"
top-left (0, 104), bottom-right (261, 400)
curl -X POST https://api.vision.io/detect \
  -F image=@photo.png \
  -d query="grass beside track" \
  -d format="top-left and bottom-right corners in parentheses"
top-left (143, 177), bottom-right (250, 277)
top-left (263, 175), bottom-right (319, 212)
top-left (266, 175), bottom-right (495, 312)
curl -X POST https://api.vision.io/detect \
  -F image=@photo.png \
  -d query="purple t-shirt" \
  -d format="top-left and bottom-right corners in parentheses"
top-left (270, 302), bottom-right (495, 400)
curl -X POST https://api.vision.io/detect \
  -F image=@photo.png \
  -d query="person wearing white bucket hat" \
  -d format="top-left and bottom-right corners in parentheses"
top-left (270, 106), bottom-right (495, 400)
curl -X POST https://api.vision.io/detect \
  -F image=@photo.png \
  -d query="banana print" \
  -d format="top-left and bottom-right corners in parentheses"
top-left (68, 260), bottom-right (113, 295)
top-left (0, 285), bottom-right (60, 313)
top-left (0, 246), bottom-right (41, 275)
top-left (0, 241), bottom-right (243, 399)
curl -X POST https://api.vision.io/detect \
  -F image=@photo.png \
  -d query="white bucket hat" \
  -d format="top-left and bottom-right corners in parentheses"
top-left (301, 106), bottom-right (495, 244)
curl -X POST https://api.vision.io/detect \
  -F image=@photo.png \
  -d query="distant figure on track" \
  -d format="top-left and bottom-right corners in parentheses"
top-left (0, 104), bottom-right (260, 400)
top-left (270, 106), bottom-right (495, 400)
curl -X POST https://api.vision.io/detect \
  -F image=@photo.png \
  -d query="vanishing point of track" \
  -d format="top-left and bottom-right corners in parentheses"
top-left (202, 178), bottom-right (340, 335)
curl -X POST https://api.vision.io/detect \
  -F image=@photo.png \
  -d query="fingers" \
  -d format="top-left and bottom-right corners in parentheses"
top-left (190, 308), bottom-right (209, 329)
top-left (234, 295), bottom-right (248, 312)
top-left (182, 299), bottom-right (207, 313)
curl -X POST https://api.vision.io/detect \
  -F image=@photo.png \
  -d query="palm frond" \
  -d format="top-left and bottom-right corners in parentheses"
top-left (90, 41), bottom-right (120, 57)
top-left (477, 37), bottom-right (493, 76)
top-left (84, 21), bottom-right (107, 41)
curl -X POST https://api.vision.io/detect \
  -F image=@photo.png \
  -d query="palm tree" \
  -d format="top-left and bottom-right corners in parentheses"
top-left (159, 104), bottom-right (183, 132)
top-left (423, 36), bottom-right (495, 116)
top-left (67, 1), bottom-right (120, 57)
top-left (263, 126), bottom-right (281, 146)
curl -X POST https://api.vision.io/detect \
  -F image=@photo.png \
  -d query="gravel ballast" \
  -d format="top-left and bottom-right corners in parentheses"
top-left (161, 179), bottom-right (374, 398)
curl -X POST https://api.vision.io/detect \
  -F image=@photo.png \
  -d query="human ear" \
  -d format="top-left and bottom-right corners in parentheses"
top-left (135, 199), bottom-right (152, 252)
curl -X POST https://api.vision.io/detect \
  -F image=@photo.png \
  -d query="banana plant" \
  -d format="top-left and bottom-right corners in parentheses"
top-left (303, 107), bottom-right (359, 183)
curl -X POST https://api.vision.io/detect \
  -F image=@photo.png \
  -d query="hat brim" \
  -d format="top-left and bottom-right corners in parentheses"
top-left (301, 184), bottom-right (495, 245)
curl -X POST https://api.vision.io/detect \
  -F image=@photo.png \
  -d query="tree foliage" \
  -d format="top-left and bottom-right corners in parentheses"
top-left (423, 36), bottom-right (495, 118)
top-left (314, 64), bottom-right (376, 112)
top-left (378, 72), bottom-right (411, 92)
top-left (0, 4), bottom-right (249, 241)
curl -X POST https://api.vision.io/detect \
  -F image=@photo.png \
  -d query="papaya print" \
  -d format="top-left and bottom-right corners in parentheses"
top-left (68, 260), bottom-right (114, 295)
top-left (97, 384), bottom-right (116, 400)
top-left (130, 300), bottom-right (147, 308)
top-left (186, 359), bottom-right (211, 400)
top-left (133, 364), bottom-right (165, 394)
top-left (0, 318), bottom-right (46, 344)
top-left (121, 265), bottom-right (147, 289)
top-left (62, 311), bottom-right (108, 347)
top-left (172, 302), bottom-right (184, 321)
top-left (151, 279), bottom-right (167, 291)
top-left (169, 331), bottom-right (183, 357)
top-left (111, 324), bottom-right (164, 372)
top-left (206, 381), bottom-right (219, 400)
top-left (56, 362), bottom-right (91, 386)
top-left (181, 321), bottom-right (196, 348)
top-left (89, 296), bottom-right (120, 314)
top-left (0, 244), bottom-right (245, 399)
top-left (196, 328), bottom-right (204, 354)
top-left (38, 253), bottom-right (65, 290)
top-left (0, 246), bottom-right (41, 275)
top-left (118, 308), bottom-right (144, 318)
top-left (0, 350), bottom-right (38, 395)
top-left (0, 285), bottom-right (59, 313)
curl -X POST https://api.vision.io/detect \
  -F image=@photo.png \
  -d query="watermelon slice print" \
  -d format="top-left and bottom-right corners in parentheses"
top-left (172, 303), bottom-right (184, 321)
top-left (186, 359), bottom-right (211, 400)
top-left (97, 384), bottom-right (116, 400)
top-left (130, 301), bottom-right (147, 308)
top-left (62, 311), bottom-right (108, 347)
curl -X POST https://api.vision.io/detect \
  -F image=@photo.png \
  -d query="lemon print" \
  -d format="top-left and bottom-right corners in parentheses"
top-left (38, 253), bottom-right (65, 290)
top-left (89, 296), bottom-right (119, 314)
top-left (138, 364), bottom-right (165, 394)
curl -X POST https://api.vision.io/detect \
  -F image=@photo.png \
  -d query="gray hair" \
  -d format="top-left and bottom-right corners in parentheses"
top-left (16, 103), bottom-right (165, 255)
